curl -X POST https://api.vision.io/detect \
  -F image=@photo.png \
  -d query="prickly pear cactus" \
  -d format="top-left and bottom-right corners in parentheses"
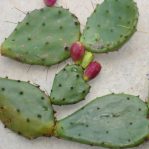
top-left (0, 78), bottom-right (55, 139)
top-left (55, 94), bottom-right (149, 148)
top-left (1, 7), bottom-right (80, 66)
top-left (80, 0), bottom-right (139, 53)
top-left (50, 64), bottom-right (90, 105)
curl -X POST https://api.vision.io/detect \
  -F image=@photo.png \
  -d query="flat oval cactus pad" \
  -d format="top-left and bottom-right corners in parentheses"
top-left (55, 94), bottom-right (149, 148)
top-left (1, 7), bottom-right (80, 66)
top-left (50, 64), bottom-right (90, 105)
top-left (0, 78), bottom-right (55, 139)
top-left (80, 0), bottom-right (139, 53)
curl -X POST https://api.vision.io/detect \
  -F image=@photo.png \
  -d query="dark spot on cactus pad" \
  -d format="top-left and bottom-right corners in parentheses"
top-left (41, 58), bottom-right (45, 62)
top-left (129, 122), bottom-right (133, 125)
top-left (45, 42), bottom-right (49, 45)
top-left (0, 106), bottom-right (4, 110)
top-left (59, 26), bottom-right (63, 29)
top-left (70, 87), bottom-right (74, 90)
top-left (106, 131), bottom-right (109, 134)
top-left (86, 124), bottom-right (89, 127)
top-left (128, 139), bottom-right (131, 142)
top-left (26, 118), bottom-right (30, 123)
top-left (127, 97), bottom-right (130, 100)
top-left (12, 39), bottom-right (15, 41)
top-left (95, 38), bottom-right (98, 42)
top-left (64, 46), bottom-right (69, 51)
top-left (127, 5), bottom-right (130, 9)
top-left (76, 74), bottom-right (80, 78)
top-left (74, 21), bottom-right (79, 26)
top-left (106, 10), bottom-right (109, 13)
top-left (41, 96), bottom-right (45, 100)
top-left (97, 107), bottom-right (100, 110)
top-left (62, 98), bottom-right (66, 101)
top-left (19, 91), bottom-right (24, 95)
top-left (70, 122), bottom-right (73, 125)
top-left (4, 125), bottom-right (7, 128)
top-left (37, 114), bottom-right (42, 119)
top-left (17, 80), bottom-right (21, 83)
top-left (97, 24), bottom-right (101, 28)
top-left (42, 23), bottom-right (46, 26)
top-left (78, 133), bottom-right (81, 136)
top-left (18, 132), bottom-right (22, 135)
top-left (26, 22), bottom-right (29, 25)
top-left (110, 29), bottom-right (114, 32)
top-left (16, 109), bottom-right (20, 113)
top-left (118, 16), bottom-right (122, 20)
top-left (82, 90), bottom-right (86, 94)
top-left (138, 108), bottom-right (142, 111)
top-left (1, 88), bottom-right (5, 91)
top-left (59, 84), bottom-right (62, 87)
top-left (51, 89), bottom-right (53, 92)
top-left (58, 10), bottom-right (62, 14)
top-left (101, 142), bottom-right (105, 146)
top-left (27, 37), bottom-right (31, 41)
top-left (120, 34), bottom-right (123, 38)
top-left (87, 26), bottom-right (90, 30)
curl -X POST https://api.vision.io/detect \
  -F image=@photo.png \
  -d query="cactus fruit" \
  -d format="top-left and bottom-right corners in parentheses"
top-left (84, 61), bottom-right (102, 81)
top-left (70, 42), bottom-right (85, 64)
top-left (0, 77), bottom-right (55, 139)
top-left (80, 0), bottom-right (139, 53)
top-left (1, 7), bottom-right (80, 66)
top-left (81, 51), bottom-right (94, 69)
top-left (50, 64), bottom-right (90, 105)
top-left (44, 0), bottom-right (56, 6)
top-left (55, 94), bottom-right (149, 148)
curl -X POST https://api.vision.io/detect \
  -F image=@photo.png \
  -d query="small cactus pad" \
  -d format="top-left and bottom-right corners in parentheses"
top-left (1, 7), bottom-right (80, 66)
top-left (55, 94), bottom-right (149, 148)
top-left (0, 78), bottom-right (55, 139)
top-left (80, 0), bottom-right (139, 53)
top-left (50, 64), bottom-right (90, 105)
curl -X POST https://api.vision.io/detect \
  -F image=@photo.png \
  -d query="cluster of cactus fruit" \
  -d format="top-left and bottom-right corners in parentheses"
top-left (0, 0), bottom-right (145, 148)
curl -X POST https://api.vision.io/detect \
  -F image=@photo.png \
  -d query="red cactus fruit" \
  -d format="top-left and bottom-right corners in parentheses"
top-left (44, 0), bottom-right (56, 7)
top-left (84, 61), bottom-right (102, 81)
top-left (70, 42), bottom-right (85, 63)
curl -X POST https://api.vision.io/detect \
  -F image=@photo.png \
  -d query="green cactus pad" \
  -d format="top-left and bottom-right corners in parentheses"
top-left (80, 0), bottom-right (139, 53)
top-left (1, 7), bottom-right (80, 66)
top-left (0, 78), bottom-right (55, 139)
top-left (55, 94), bottom-right (149, 148)
top-left (50, 64), bottom-right (90, 105)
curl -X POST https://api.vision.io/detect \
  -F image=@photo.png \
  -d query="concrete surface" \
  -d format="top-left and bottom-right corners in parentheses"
top-left (0, 0), bottom-right (149, 149)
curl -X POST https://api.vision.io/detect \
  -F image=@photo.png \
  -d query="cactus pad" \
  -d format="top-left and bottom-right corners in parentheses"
top-left (80, 0), bottom-right (139, 53)
top-left (1, 7), bottom-right (80, 66)
top-left (0, 78), bottom-right (55, 139)
top-left (55, 94), bottom-right (149, 148)
top-left (50, 64), bottom-right (90, 105)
